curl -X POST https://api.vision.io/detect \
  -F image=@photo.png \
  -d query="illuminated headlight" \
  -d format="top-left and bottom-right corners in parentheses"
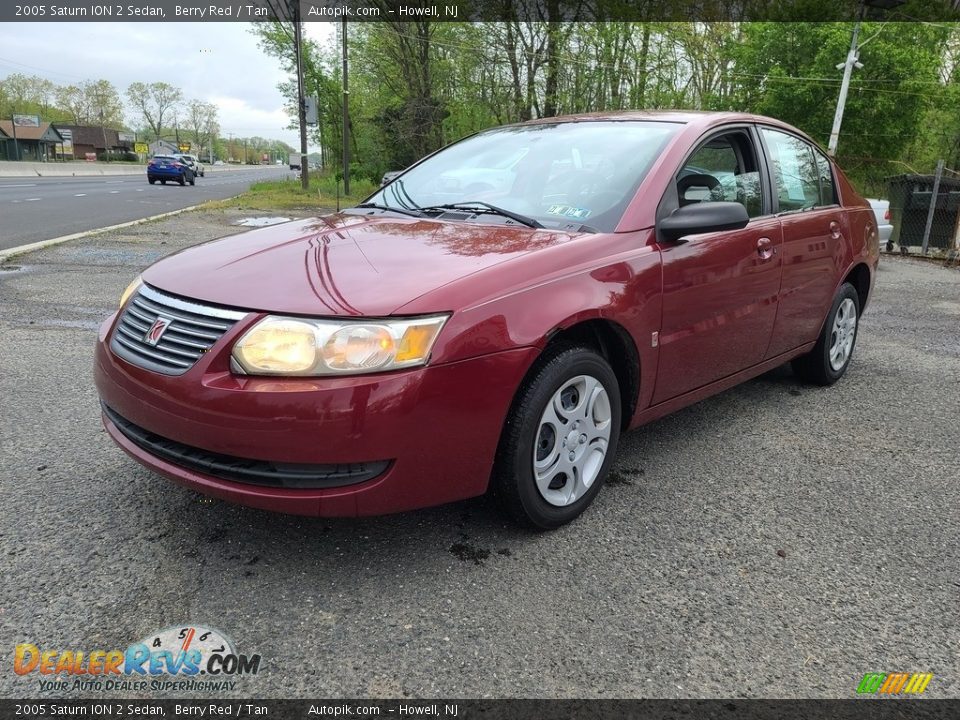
top-left (119, 276), bottom-right (142, 308)
top-left (232, 315), bottom-right (449, 376)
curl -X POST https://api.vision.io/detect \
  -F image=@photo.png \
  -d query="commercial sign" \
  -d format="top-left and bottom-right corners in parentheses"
top-left (59, 128), bottom-right (74, 155)
top-left (12, 114), bottom-right (40, 128)
top-left (134, 142), bottom-right (149, 154)
top-left (118, 131), bottom-right (135, 143)
top-left (178, 142), bottom-right (191, 152)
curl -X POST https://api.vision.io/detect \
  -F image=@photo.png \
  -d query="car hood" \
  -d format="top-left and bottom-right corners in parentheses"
top-left (142, 213), bottom-right (578, 316)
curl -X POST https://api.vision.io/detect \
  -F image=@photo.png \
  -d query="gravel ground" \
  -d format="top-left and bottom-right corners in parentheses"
top-left (0, 210), bottom-right (958, 700)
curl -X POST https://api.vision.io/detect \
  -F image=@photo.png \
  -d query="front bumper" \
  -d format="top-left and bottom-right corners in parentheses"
top-left (94, 312), bottom-right (537, 516)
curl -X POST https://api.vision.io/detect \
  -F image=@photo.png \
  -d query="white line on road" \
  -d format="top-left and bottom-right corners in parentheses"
top-left (74, 193), bottom-right (87, 197)
top-left (0, 183), bottom-right (37, 188)
top-left (109, 191), bottom-right (120, 194)
top-left (25, 197), bottom-right (41, 201)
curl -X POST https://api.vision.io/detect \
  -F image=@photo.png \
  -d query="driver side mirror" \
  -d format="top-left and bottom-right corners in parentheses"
top-left (381, 170), bottom-right (402, 187)
top-left (658, 201), bottom-right (749, 242)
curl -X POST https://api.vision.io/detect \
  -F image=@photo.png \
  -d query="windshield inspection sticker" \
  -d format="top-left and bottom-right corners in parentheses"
top-left (547, 204), bottom-right (592, 220)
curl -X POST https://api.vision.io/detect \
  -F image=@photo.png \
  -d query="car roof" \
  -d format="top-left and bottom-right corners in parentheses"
top-left (511, 110), bottom-right (819, 151)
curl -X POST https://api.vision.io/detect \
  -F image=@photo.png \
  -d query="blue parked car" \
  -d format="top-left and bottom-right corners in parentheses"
top-left (147, 155), bottom-right (196, 186)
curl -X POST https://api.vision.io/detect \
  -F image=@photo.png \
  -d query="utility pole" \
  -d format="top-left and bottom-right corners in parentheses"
top-left (292, 0), bottom-right (309, 189)
top-left (828, 2), bottom-right (866, 157)
top-left (10, 115), bottom-right (20, 161)
top-left (342, 17), bottom-right (350, 195)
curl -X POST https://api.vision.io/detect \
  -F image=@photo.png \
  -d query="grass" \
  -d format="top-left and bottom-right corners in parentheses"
top-left (202, 175), bottom-right (379, 213)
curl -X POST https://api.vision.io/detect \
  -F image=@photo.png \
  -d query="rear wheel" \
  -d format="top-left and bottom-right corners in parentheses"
top-left (148, 178), bottom-right (156, 185)
top-left (792, 282), bottom-right (860, 386)
top-left (160, 179), bottom-right (166, 185)
top-left (188, 174), bottom-right (195, 186)
top-left (178, 174), bottom-right (186, 186)
top-left (493, 345), bottom-right (621, 529)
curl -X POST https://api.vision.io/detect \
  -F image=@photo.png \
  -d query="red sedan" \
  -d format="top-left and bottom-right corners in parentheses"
top-left (95, 111), bottom-right (878, 529)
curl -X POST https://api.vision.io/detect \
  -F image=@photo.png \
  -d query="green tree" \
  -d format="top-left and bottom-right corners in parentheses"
top-left (126, 82), bottom-right (183, 140)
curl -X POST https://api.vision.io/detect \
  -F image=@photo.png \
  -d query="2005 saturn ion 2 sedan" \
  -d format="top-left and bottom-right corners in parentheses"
top-left (95, 111), bottom-right (878, 529)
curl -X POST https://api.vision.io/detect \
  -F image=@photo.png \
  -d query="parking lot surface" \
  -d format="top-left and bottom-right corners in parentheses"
top-left (1, 210), bottom-right (958, 699)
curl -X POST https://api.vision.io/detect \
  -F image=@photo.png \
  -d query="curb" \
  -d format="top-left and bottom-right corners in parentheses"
top-left (0, 198), bottom-right (236, 264)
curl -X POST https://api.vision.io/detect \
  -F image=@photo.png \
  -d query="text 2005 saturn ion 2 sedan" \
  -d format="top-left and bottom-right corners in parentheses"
top-left (95, 111), bottom-right (878, 529)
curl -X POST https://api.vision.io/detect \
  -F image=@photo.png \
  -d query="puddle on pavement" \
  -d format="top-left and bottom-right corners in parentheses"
top-left (235, 216), bottom-right (292, 227)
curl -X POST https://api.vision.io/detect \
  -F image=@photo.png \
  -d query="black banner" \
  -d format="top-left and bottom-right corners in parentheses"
top-left (2, 700), bottom-right (959, 720)
top-left (2, 0), bottom-right (960, 23)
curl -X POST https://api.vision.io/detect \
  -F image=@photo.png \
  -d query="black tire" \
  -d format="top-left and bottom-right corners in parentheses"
top-left (792, 282), bottom-right (860, 386)
top-left (492, 345), bottom-right (622, 530)
top-left (188, 175), bottom-right (196, 186)
top-left (160, 179), bottom-right (166, 185)
top-left (148, 178), bottom-right (156, 185)
top-left (178, 174), bottom-right (186, 186)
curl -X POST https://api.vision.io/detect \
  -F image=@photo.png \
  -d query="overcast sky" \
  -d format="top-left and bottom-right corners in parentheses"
top-left (0, 22), bottom-right (335, 150)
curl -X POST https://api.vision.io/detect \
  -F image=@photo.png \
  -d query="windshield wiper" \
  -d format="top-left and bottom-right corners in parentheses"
top-left (353, 203), bottom-right (424, 218)
top-left (389, 179), bottom-right (423, 212)
top-left (421, 202), bottom-right (543, 229)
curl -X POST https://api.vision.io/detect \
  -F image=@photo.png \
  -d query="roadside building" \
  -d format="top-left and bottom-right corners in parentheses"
top-left (0, 120), bottom-right (63, 161)
top-left (0, 124), bottom-right (10, 160)
top-left (53, 124), bottom-right (132, 160)
top-left (148, 140), bottom-right (181, 157)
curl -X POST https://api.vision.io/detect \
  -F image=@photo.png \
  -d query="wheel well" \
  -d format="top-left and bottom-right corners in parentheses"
top-left (844, 263), bottom-right (871, 314)
top-left (545, 320), bottom-right (639, 430)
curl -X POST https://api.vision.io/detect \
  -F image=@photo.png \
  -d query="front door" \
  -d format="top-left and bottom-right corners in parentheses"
top-left (653, 128), bottom-right (783, 403)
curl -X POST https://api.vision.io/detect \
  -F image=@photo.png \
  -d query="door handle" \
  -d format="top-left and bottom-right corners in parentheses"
top-left (829, 221), bottom-right (842, 239)
top-left (756, 237), bottom-right (775, 261)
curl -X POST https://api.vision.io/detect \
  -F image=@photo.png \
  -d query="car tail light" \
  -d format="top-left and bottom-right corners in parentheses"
top-left (172, 163), bottom-right (183, 168)
top-left (884, 209), bottom-right (890, 221)
top-left (147, 161), bottom-right (155, 167)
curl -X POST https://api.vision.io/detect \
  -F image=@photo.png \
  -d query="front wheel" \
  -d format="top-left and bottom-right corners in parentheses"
top-left (493, 346), bottom-right (621, 529)
top-left (792, 283), bottom-right (860, 386)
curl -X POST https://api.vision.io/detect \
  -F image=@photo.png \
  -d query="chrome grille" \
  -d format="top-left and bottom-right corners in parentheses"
top-left (110, 284), bottom-right (247, 375)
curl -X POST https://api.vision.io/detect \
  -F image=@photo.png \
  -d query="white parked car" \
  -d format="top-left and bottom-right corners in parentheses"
top-left (867, 198), bottom-right (893, 250)
top-left (176, 154), bottom-right (205, 178)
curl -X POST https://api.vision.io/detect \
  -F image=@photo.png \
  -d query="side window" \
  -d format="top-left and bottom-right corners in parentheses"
top-left (677, 132), bottom-right (763, 218)
top-left (815, 151), bottom-right (837, 206)
top-left (760, 128), bottom-right (820, 212)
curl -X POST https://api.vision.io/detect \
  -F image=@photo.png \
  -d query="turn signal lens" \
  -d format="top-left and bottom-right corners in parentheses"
top-left (231, 315), bottom-right (448, 376)
top-left (119, 276), bottom-right (142, 308)
top-left (233, 319), bottom-right (318, 374)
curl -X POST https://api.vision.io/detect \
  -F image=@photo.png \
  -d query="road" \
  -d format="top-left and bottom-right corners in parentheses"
top-left (0, 165), bottom-right (289, 251)
top-left (0, 211), bottom-right (958, 700)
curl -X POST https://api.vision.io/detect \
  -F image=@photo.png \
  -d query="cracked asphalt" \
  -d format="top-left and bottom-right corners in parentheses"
top-left (1, 210), bottom-right (958, 699)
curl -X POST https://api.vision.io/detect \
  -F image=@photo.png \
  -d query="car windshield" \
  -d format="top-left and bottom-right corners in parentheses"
top-left (153, 156), bottom-right (175, 161)
top-left (364, 121), bottom-right (680, 232)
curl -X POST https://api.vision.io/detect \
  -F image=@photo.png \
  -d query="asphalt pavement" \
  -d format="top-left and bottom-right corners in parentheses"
top-left (0, 212), bottom-right (957, 700)
top-left (0, 165), bottom-right (289, 251)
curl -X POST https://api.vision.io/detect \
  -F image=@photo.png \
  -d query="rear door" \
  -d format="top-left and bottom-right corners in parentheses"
top-left (757, 127), bottom-right (846, 357)
top-left (653, 126), bottom-right (784, 403)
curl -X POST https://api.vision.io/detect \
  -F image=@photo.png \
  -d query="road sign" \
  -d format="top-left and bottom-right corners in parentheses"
top-left (134, 142), bottom-right (149, 154)
top-left (178, 143), bottom-right (191, 152)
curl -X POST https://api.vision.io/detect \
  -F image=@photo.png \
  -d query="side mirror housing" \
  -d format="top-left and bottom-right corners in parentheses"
top-left (381, 170), bottom-right (402, 187)
top-left (659, 201), bottom-right (750, 242)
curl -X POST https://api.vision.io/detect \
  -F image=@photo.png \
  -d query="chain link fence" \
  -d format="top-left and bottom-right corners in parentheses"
top-left (842, 158), bottom-right (960, 261)
top-left (887, 172), bottom-right (960, 257)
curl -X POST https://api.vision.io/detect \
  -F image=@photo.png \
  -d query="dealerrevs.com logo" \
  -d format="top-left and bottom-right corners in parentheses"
top-left (14, 625), bottom-right (261, 693)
